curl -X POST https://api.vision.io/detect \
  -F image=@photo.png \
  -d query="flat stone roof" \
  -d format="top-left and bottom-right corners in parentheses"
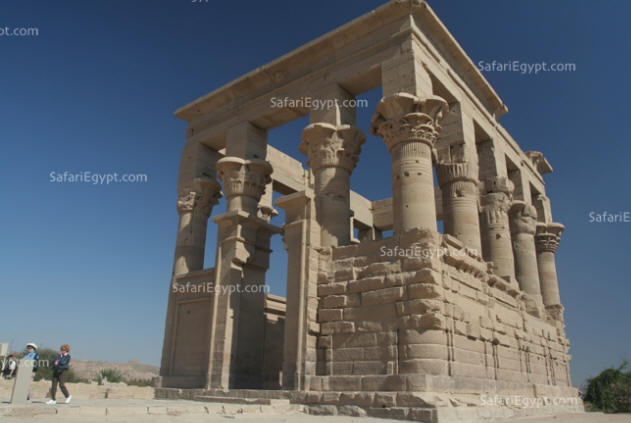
top-left (175, 0), bottom-right (507, 122)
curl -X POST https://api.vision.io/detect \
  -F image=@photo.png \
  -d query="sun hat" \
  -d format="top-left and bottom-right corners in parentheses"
top-left (26, 343), bottom-right (38, 350)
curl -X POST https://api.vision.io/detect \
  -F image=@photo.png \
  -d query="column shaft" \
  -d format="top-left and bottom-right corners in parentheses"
top-left (436, 162), bottom-right (482, 253)
top-left (314, 166), bottom-right (351, 246)
top-left (538, 251), bottom-right (560, 304)
top-left (535, 222), bottom-right (565, 321)
top-left (207, 154), bottom-right (276, 389)
top-left (300, 123), bottom-right (364, 248)
top-left (173, 177), bottom-right (221, 276)
top-left (480, 177), bottom-right (515, 282)
top-left (510, 202), bottom-right (543, 305)
top-left (276, 191), bottom-right (315, 389)
top-left (393, 141), bottom-right (435, 232)
top-left (371, 93), bottom-right (447, 234)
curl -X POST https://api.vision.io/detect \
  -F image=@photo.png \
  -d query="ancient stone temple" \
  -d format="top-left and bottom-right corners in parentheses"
top-left (157, 1), bottom-right (581, 421)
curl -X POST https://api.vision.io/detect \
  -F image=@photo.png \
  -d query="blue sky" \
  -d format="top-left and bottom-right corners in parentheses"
top-left (1, 0), bottom-right (629, 387)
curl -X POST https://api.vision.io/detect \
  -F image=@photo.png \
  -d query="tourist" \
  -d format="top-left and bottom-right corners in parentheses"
top-left (47, 344), bottom-right (72, 405)
top-left (2, 355), bottom-right (17, 379)
top-left (23, 342), bottom-right (40, 372)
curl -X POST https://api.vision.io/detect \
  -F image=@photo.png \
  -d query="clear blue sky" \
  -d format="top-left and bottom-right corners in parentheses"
top-left (1, 0), bottom-right (629, 388)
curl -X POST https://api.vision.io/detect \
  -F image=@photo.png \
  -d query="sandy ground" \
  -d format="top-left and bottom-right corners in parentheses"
top-left (0, 379), bottom-right (153, 400)
top-left (0, 414), bottom-right (388, 423)
top-left (1, 411), bottom-right (630, 423)
top-left (1, 396), bottom-right (629, 423)
top-left (495, 413), bottom-right (631, 423)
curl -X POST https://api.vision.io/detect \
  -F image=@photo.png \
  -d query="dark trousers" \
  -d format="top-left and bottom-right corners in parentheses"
top-left (51, 371), bottom-right (69, 400)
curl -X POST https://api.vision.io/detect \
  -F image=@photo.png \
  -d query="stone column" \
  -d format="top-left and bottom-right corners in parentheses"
top-left (257, 180), bottom-right (278, 223)
top-left (436, 161), bottom-right (482, 253)
top-left (371, 93), bottom-right (448, 234)
top-left (535, 222), bottom-right (565, 321)
top-left (159, 141), bottom-right (221, 387)
top-left (172, 177), bottom-right (222, 276)
top-left (300, 123), bottom-right (365, 247)
top-left (208, 155), bottom-right (277, 389)
top-left (509, 201), bottom-right (543, 306)
top-left (276, 190), bottom-right (315, 390)
top-left (480, 177), bottom-right (516, 283)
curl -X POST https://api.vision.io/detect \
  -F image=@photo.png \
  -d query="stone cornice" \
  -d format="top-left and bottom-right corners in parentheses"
top-left (175, 1), bottom-right (505, 123)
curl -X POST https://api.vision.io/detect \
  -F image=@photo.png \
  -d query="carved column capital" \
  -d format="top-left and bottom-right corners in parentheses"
top-left (176, 177), bottom-right (222, 217)
top-left (509, 201), bottom-right (538, 235)
top-left (436, 161), bottom-right (479, 196)
top-left (480, 192), bottom-right (512, 224)
top-left (483, 176), bottom-right (514, 197)
top-left (300, 123), bottom-right (366, 172)
top-left (257, 204), bottom-right (279, 223)
top-left (216, 156), bottom-right (272, 201)
top-left (545, 304), bottom-right (565, 322)
top-left (370, 93), bottom-right (448, 152)
top-left (535, 222), bottom-right (565, 253)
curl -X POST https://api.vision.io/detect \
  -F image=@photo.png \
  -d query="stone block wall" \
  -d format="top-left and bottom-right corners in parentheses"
top-left (262, 294), bottom-right (286, 389)
top-left (311, 229), bottom-right (574, 399)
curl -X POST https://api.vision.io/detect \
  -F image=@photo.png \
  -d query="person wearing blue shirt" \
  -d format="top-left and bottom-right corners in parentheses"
top-left (22, 343), bottom-right (38, 360)
top-left (47, 344), bottom-right (72, 405)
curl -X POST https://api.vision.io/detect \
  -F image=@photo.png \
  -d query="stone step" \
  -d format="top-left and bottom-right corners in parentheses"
top-left (193, 396), bottom-right (290, 406)
top-left (194, 389), bottom-right (292, 399)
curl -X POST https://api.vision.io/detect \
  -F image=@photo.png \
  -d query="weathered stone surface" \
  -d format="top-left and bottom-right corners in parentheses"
top-left (361, 286), bottom-right (405, 305)
top-left (160, 1), bottom-right (579, 420)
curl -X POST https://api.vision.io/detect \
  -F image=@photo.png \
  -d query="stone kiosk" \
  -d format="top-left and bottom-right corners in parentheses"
top-left (157, 1), bottom-right (581, 421)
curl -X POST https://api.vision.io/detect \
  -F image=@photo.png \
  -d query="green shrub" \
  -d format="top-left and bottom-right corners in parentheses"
top-left (12, 347), bottom-right (83, 384)
top-left (94, 368), bottom-right (123, 385)
top-left (28, 348), bottom-right (57, 381)
top-left (125, 377), bottom-right (152, 387)
top-left (63, 369), bottom-right (84, 383)
top-left (584, 360), bottom-right (631, 413)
